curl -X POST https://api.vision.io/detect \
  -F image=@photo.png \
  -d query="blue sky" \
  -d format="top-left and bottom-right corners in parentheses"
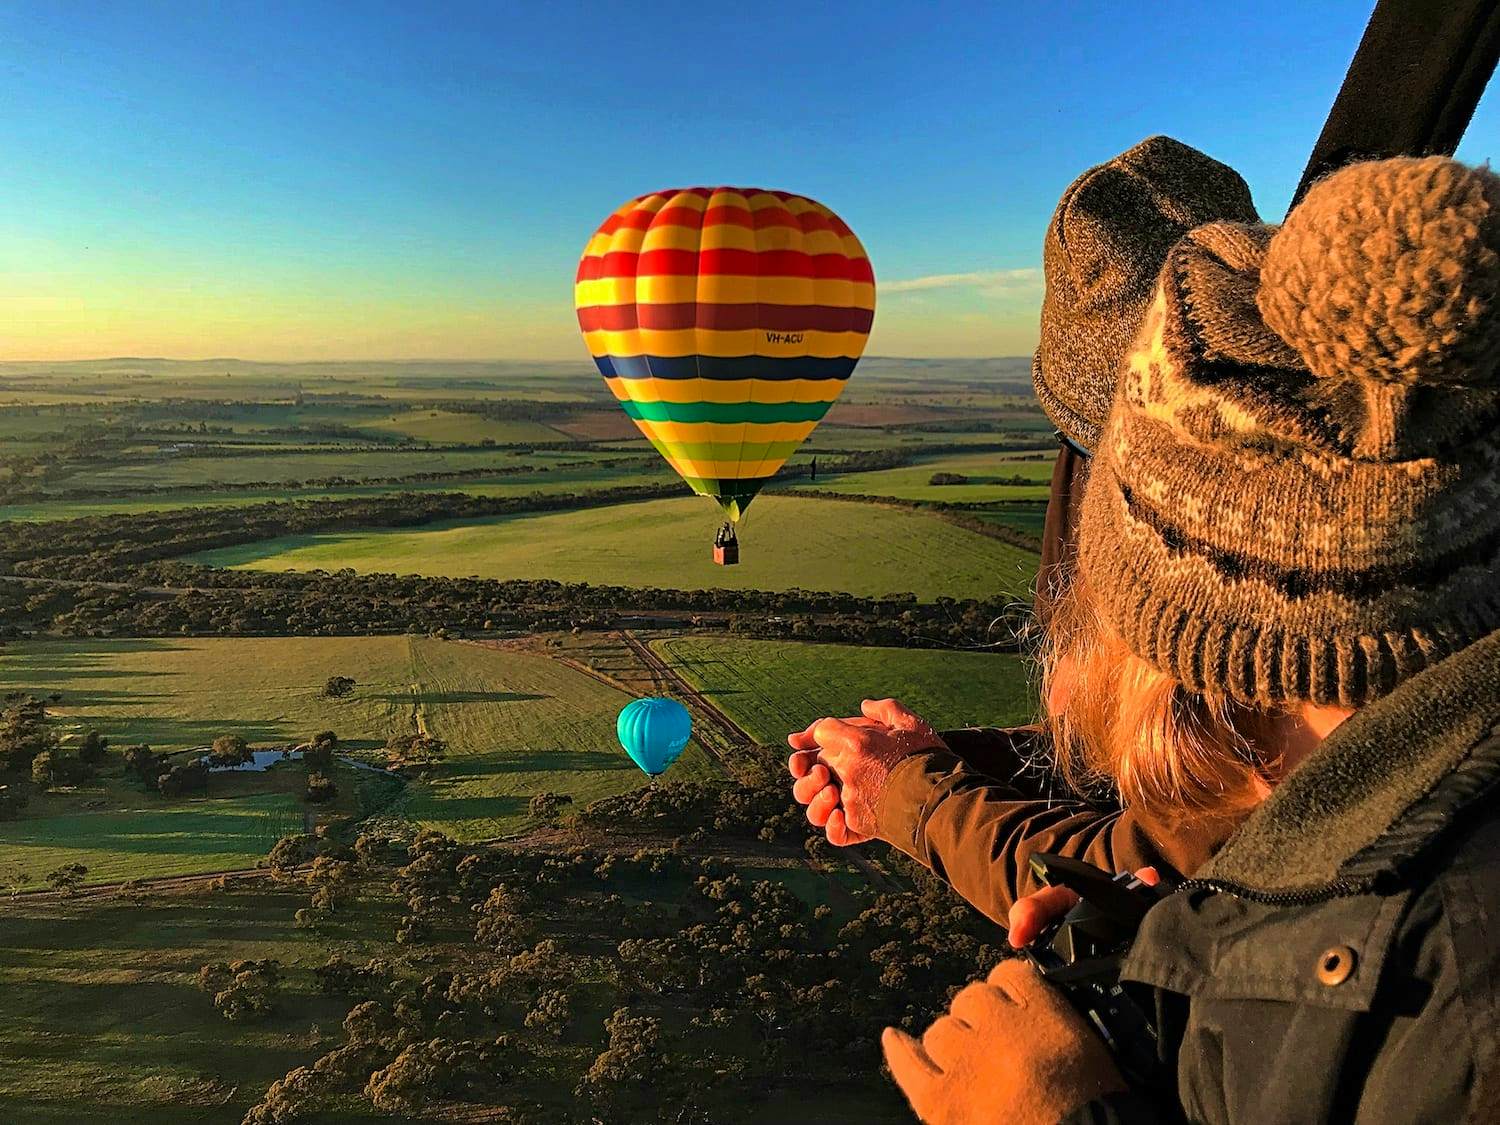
top-left (2, 0), bottom-right (1495, 360)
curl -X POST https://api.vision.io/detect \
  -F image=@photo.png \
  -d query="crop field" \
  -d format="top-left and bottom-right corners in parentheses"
top-left (0, 637), bottom-right (715, 880)
top-left (653, 635), bottom-right (1037, 744)
top-left (0, 637), bottom-right (417, 750)
top-left (191, 493), bottom-right (1041, 600)
top-left (802, 449), bottom-right (1055, 503)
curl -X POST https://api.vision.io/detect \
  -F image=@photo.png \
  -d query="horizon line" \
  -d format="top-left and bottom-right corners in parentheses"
top-left (0, 353), bottom-right (1035, 366)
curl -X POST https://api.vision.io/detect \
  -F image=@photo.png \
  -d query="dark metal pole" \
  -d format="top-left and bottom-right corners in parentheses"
top-left (1290, 0), bottom-right (1500, 210)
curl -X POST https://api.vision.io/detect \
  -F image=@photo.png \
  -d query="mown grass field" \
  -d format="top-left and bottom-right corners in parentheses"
top-left (191, 493), bottom-right (1041, 600)
top-left (0, 636), bottom-right (716, 880)
top-left (653, 635), bottom-right (1036, 744)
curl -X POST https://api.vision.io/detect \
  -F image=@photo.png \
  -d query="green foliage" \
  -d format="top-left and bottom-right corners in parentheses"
top-left (304, 771), bottom-right (337, 804)
top-left (198, 958), bottom-right (281, 1022)
top-left (265, 832), bottom-right (320, 873)
top-left (575, 1008), bottom-right (668, 1118)
top-left (77, 729), bottom-right (109, 765)
top-left (304, 855), bottom-right (356, 913)
top-left (522, 988), bottom-right (572, 1038)
top-left (43, 862), bottom-right (87, 895)
top-left (322, 676), bottom-right (356, 699)
top-left (384, 732), bottom-right (446, 774)
top-left (0, 786), bottom-right (27, 821)
top-left (209, 734), bottom-right (252, 767)
top-left (158, 759), bottom-right (208, 797)
top-left (527, 790), bottom-right (573, 825)
top-left (0, 694), bottom-right (57, 773)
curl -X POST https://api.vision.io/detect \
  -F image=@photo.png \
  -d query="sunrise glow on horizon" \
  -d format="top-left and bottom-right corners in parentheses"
top-left (4, 1), bottom-right (1496, 363)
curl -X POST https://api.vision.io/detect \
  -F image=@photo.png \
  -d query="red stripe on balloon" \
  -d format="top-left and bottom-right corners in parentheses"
top-left (576, 303), bottom-right (873, 333)
top-left (582, 249), bottom-right (871, 282)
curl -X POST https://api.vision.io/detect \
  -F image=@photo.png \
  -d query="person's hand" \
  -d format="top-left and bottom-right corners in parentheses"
top-left (785, 699), bottom-right (946, 846)
top-left (882, 959), bottom-right (1126, 1125)
top-left (1007, 866), bottom-right (1160, 949)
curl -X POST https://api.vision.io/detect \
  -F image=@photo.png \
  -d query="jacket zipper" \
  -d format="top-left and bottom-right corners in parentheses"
top-left (1168, 874), bottom-right (1372, 907)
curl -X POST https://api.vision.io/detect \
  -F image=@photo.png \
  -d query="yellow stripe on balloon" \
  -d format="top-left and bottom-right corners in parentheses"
top-left (584, 328), bottom-right (871, 359)
top-left (697, 222), bottom-right (758, 252)
top-left (635, 419), bottom-right (818, 444)
top-left (577, 276), bottom-right (875, 308)
top-left (603, 376), bottom-right (841, 405)
top-left (656, 456), bottom-right (777, 480)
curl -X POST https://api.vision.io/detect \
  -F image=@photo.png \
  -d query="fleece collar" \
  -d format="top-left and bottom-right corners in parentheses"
top-left (1198, 626), bottom-right (1500, 895)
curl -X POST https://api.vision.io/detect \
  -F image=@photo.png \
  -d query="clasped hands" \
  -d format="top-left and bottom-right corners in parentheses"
top-left (785, 697), bottom-right (945, 846)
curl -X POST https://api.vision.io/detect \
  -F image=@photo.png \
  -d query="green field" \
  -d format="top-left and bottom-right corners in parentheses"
top-left (45, 448), bottom-right (564, 492)
top-left (0, 886), bottom-right (400, 1124)
top-left (653, 635), bottom-right (1036, 744)
top-left (191, 494), bottom-right (1040, 600)
top-left (0, 796), bottom-right (307, 886)
top-left (393, 638), bottom-right (717, 839)
top-left (802, 449), bottom-right (1054, 503)
top-left (0, 463), bottom-right (679, 522)
top-left (360, 408), bottom-right (568, 444)
top-left (0, 636), bottom-right (717, 881)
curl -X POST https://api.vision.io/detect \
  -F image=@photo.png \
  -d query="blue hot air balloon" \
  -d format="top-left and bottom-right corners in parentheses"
top-left (616, 697), bottom-right (692, 778)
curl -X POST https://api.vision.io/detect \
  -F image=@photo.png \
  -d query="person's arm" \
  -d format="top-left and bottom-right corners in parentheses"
top-left (873, 748), bottom-right (1168, 925)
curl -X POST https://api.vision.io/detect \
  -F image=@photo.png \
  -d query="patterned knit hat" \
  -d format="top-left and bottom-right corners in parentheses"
top-left (1077, 156), bottom-right (1500, 708)
top-left (1033, 136), bottom-right (1259, 451)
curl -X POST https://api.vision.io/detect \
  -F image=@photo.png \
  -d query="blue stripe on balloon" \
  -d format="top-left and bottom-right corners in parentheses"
top-left (593, 355), bottom-right (857, 382)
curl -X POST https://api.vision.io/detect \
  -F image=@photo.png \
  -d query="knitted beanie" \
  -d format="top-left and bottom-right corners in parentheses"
top-left (1076, 156), bottom-right (1500, 708)
top-left (1033, 136), bottom-right (1260, 452)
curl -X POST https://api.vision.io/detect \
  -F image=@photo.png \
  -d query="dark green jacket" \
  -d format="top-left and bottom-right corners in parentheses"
top-left (1073, 626), bottom-right (1500, 1124)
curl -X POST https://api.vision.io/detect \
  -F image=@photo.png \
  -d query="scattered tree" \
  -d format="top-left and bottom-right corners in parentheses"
top-left (323, 676), bottom-right (356, 699)
top-left (44, 862), bottom-right (87, 895)
top-left (527, 791), bottom-right (573, 825)
top-left (158, 759), bottom-right (208, 797)
top-left (209, 734), bottom-right (253, 768)
top-left (76, 729), bottom-right (109, 766)
top-left (305, 771), bottom-right (337, 804)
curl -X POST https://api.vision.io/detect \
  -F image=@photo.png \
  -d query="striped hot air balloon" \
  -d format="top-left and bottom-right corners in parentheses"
top-left (575, 187), bottom-right (874, 560)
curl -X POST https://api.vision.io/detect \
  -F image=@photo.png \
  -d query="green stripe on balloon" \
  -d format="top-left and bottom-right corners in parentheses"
top-left (621, 399), bottom-right (833, 424)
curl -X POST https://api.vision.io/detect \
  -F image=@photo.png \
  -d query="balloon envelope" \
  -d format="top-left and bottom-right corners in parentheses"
top-left (616, 696), bottom-right (692, 777)
top-left (576, 187), bottom-right (875, 522)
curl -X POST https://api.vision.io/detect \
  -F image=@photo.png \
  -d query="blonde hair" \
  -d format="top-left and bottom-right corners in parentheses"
top-left (1041, 574), bottom-right (1281, 823)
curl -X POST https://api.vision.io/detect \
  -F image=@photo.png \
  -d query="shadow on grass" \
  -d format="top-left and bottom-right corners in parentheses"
top-left (449, 750), bottom-right (632, 776)
top-left (0, 802), bottom-right (301, 857)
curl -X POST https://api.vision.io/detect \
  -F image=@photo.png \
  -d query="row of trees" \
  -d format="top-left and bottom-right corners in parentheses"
top-left (0, 562), bottom-right (1026, 652)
